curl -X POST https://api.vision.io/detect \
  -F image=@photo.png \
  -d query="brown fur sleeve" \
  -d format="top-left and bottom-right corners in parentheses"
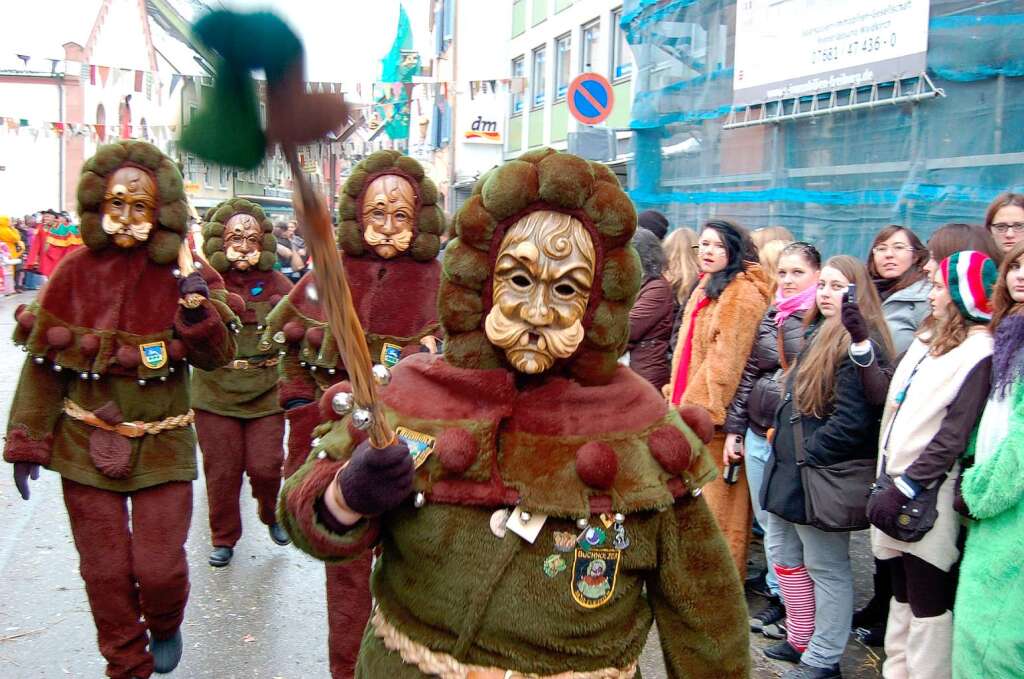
top-left (647, 495), bottom-right (750, 678)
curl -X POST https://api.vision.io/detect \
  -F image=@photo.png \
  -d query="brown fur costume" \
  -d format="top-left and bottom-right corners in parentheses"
top-left (4, 140), bottom-right (236, 679)
top-left (192, 198), bottom-right (293, 549)
top-left (265, 150), bottom-right (443, 678)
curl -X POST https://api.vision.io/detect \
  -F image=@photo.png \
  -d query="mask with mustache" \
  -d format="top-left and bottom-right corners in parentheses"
top-left (361, 174), bottom-right (416, 259)
top-left (484, 210), bottom-right (596, 374)
top-left (222, 213), bottom-right (263, 270)
top-left (101, 166), bottom-right (157, 248)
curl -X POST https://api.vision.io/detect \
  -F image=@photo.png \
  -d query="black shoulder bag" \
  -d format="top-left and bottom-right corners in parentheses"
top-left (791, 389), bottom-right (876, 532)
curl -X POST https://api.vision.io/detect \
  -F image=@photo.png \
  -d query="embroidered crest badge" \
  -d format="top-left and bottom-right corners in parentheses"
top-left (380, 342), bottom-right (402, 367)
top-left (395, 426), bottom-right (436, 468)
top-left (139, 341), bottom-right (168, 369)
top-left (570, 547), bottom-right (620, 608)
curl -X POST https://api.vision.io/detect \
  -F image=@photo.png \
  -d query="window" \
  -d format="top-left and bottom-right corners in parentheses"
top-left (580, 19), bottom-right (600, 72)
top-left (531, 45), bottom-right (546, 109)
top-left (95, 104), bottom-right (106, 141)
top-left (436, 0), bottom-right (455, 54)
top-left (220, 166), bottom-right (230, 189)
top-left (511, 56), bottom-right (525, 114)
top-left (611, 8), bottom-right (632, 79)
top-left (554, 33), bottom-right (571, 100)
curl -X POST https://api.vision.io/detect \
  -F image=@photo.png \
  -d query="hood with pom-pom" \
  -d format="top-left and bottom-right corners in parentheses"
top-left (75, 140), bottom-right (188, 265)
top-left (440, 148), bottom-right (641, 386)
top-left (335, 150), bottom-right (446, 261)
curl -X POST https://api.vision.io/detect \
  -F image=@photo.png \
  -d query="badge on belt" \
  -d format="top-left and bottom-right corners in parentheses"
top-left (380, 343), bottom-right (402, 367)
top-left (139, 341), bottom-right (168, 369)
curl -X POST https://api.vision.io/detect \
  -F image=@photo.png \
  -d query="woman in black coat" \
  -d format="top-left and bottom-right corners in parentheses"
top-left (724, 242), bottom-right (820, 637)
top-left (759, 255), bottom-right (893, 679)
top-left (626, 228), bottom-right (675, 389)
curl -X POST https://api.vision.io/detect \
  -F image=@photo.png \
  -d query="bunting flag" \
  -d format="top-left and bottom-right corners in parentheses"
top-left (133, 70), bottom-right (144, 92)
top-left (169, 73), bottom-right (182, 96)
top-left (98, 66), bottom-right (110, 86)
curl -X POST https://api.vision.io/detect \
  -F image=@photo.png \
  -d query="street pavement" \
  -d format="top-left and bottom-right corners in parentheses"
top-left (0, 290), bottom-right (883, 678)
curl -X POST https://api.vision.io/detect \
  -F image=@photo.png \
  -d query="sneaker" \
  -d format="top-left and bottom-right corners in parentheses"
top-left (764, 640), bottom-right (803, 664)
top-left (762, 620), bottom-right (787, 640)
top-left (268, 522), bottom-right (291, 546)
top-left (781, 661), bottom-right (842, 679)
top-left (151, 628), bottom-right (183, 674)
top-left (749, 597), bottom-right (786, 633)
top-left (208, 546), bottom-right (233, 567)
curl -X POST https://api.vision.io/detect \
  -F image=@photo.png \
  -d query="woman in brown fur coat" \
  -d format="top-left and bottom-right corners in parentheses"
top-left (667, 219), bottom-right (771, 578)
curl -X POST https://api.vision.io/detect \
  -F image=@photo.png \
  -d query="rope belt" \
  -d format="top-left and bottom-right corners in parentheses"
top-left (63, 399), bottom-right (195, 438)
top-left (228, 357), bottom-right (280, 370)
top-left (371, 609), bottom-right (638, 679)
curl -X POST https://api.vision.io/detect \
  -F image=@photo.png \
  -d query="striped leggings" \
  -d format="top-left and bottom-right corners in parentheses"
top-left (765, 514), bottom-right (853, 670)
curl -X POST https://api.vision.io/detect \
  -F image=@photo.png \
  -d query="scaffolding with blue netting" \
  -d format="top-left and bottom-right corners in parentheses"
top-left (621, 0), bottom-right (1024, 257)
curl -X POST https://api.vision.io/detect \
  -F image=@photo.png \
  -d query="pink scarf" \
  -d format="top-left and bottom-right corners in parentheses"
top-left (774, 284), bottom-right (816, 327)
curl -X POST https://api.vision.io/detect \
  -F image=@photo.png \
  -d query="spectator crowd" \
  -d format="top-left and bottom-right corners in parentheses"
top-left (626, 192), bottom-right (1024, 679)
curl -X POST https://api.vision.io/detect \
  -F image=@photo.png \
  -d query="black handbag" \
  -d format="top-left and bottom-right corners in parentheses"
top-left (867, 468), bottom-right (940, 542)
top-left (792, 391), bottom-right (874, 532)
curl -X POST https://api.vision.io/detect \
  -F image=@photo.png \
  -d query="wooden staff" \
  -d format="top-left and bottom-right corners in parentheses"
top-left (285, 148), bottom-right (394, 449)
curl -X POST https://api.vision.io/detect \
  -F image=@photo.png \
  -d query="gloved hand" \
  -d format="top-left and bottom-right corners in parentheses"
top-left (338, 439), bottom-right (414, 516)
top-left (866, 484), bottom-right (908, 534)
top-left (13, 462), bottom-right (40, 501)
top-left (841, 294), bottom-right (870, 344)
top-left (178, 271), bottom-right (210, 299)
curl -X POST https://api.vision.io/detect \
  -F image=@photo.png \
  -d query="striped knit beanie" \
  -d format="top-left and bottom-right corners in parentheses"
top-left (939, 250), bottom-right (997, 323)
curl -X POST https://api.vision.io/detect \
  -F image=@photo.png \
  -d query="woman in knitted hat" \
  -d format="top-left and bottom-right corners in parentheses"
top-left (867, 250), bottom-right (996, 679)
top-left (953, 241), bottom-right (1024, 678)
top-left (278, 148), bottom-right (749, 677)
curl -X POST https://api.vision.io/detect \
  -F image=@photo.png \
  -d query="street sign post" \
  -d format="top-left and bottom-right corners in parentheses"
top-left (567, 72), bottom-right (615, 126)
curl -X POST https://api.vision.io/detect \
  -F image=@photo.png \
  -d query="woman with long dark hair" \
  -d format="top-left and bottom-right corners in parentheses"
top-left (761, 256), bottom-right (894, 679)
top-left (724, 241), bottom-right (821, 638)
top-left (667, 219), bottom-right (771, 579)
top-left (868, 225), bottom-right (930, 355)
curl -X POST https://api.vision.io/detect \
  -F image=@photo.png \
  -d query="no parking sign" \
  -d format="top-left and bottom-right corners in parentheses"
top-left (567, 72), bottom-right (615, 126)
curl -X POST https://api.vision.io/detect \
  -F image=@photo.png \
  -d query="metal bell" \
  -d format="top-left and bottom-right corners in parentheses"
top-left (137, 379), bottom-right (147, 387)
top-left (91, 373), bottom-right (100, 381)
top-left (351, 408), bottom-right (373, 430)
top-left (299, 361), bottom-right (307, 368)
top-left (372, 364), bottom-right (391, 386)
top-left (80, 372), bottom-right (89, 380)
top-left (310, 365), bottom-right (318, 372)
top-left (520, 511), bottom-right (532, 523)
top-left (32, 356), bottom-right (44, 365)
top-left (331, 391), bottom-right (354, 416)
top-left (316, 450), bottom-right (328, 460)
top-left (172, 268), bottom-right (181, 278)
top-left (327, 368), bottom-right (336, 375)
top-left (169, 366), bottom-right (176, 373)
top-left (576, 517), bottom-right (589, 530)
top-left (414, 492), bottom-right (426, 508)
top-left (160, 376), bottom-right (167, 382)
top-left (614, 513), bottom-right (625, 523)
top-left (52, 364), bottom-right (62, 373)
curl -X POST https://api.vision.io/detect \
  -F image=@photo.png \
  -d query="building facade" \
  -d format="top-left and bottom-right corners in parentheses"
top-left (505, 0), bottom-right (634, 182)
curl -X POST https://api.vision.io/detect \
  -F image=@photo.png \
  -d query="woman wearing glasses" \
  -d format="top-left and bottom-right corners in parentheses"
top-left (983, 192), bottom-right (1024, 254)
top-left (667, 219), bottom-right (771, 580)
top-left (868, 226), bottom-right (931, 355)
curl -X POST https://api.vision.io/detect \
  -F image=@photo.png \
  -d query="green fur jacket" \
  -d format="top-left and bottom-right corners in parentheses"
top-left (191, 268), bottom-right (293, 419)
top-left (4, 247), bottom-right (237, 492)
top-left (953, 380), bottom-right (1024, 678)
top-left (279, 353), bottom-right (750, 678)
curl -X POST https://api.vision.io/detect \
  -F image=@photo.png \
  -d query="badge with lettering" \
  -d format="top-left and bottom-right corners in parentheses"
top-left (544, 553), bottom-right (567, 578)
top-left (380, 342), bottom-right (402, 367)
top-left (394, 426), bottom-right (436, 469)
top-left (139, 341), bottom-right (168, 369)
top-left (571, 548), bottom-right (620, 608)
